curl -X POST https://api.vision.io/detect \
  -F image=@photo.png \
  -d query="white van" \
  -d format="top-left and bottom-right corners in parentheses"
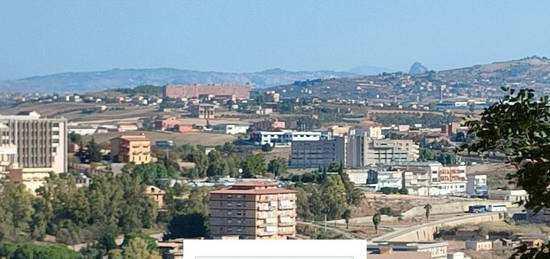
top-left (487, 204), bottom-right (508, 212)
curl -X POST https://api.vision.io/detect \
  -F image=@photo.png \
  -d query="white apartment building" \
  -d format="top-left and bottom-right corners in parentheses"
top-left (431, 166), bottom-right (467, 196)
top-left (254, 131), bottom-right (323, 147)
top-left (0, 112), bottom-right (68, 174)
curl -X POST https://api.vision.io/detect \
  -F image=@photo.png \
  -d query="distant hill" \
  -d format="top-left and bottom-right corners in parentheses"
top-left (270, 56), bottom-right (550, 102)
top-left (346, 65), bottom-right (396, 75)
top-left (409, 62), bottom-right (428, 75)
top-left (0, 68), bottom-right (355, 94)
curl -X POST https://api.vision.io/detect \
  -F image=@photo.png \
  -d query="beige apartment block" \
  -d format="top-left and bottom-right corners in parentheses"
top-left (209, 181), bottom-right (297, 240)
top-left (110, 134), bottom-right (152, 164)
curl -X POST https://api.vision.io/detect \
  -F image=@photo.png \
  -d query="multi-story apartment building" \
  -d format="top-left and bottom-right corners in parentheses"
top-left (347, 136), bottom-right (419, 167)
top-left (0, 111), bottom-right (67, 173)
top-left (289, 137), bottom-right (345, 168)
top-left (110, 134), bottom-right (152, 164)
top-left (190, 104), bottom-right (216, 119)
top-left (209, 181), bottom-right (297, 240)
top-left (432, 166), bottom-right (467, 195)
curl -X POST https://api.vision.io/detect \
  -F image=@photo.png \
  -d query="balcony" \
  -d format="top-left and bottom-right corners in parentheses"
top-left (278, 200), bottom-right (294, 210)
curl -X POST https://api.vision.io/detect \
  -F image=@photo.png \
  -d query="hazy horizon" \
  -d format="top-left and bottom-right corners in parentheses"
top-left (2, 0), bottom-right (550, 80)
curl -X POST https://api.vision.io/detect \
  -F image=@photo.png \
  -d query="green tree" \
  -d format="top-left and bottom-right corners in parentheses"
top-left (0, 242), bottom-right (78, 259)
top-left (342, 209), bottom-right (352, 229)
top-left (165, 213), bottom-right (209, 239)
top-left (464, 87), bottom-right (550, 212)
top-left (206, 150), bottom-right (227, 177)
top-left (293, 186), bottom-right (313, 220)
top-left (339, 170), bottom-right (364, 206)
top-left (419, 148), bottom-right (437, 161)
top-left (87, 138), bottom-right (102, 163)
top-left (241, 154), bottom-right (266, 178)
top-left (121, 232), bottom-right (158, 253)
top-left (464, 88), bottom-right (550, 258)
top-left (68, 132), bottom-right (82, 145)
top-left (267, 158), bottom-right (288, 177)
top-left (261, 143), bottom-right (273, 152)
top-left (373, 212), bottom-right (381, 234)
top-left (0, 181), bottom-right (34, 241)
top-left (122, 237), bottom-right (161, 259)
top-left (424, 203), bottom-right (432, 223)
top-left (186, 150), bottom-right (208, 178)
top-left (319, 175), bottom-right (347, 220)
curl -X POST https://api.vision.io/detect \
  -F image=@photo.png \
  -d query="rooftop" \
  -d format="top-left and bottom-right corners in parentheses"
top-left (113, 134), bottom-right (150, 142)
top-left (210, 188), bottom-right (297, 195)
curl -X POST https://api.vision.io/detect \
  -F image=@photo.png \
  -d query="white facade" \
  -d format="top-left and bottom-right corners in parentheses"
top-left (68, 125), bottom-right (98, 136)
top-left (213, 124), bottom-right (249, 135)
top-left (432, 182), bottom-right (467, 196)
top-left (345, 169), bottom-right (370, 185)
top-left (366, 169), bottom-right (403, 191)
top-left (0, 113), bottom-right (68, 174)
top-left (256, 131), bottom-right (323, 147)
top-left (0, 123), bottom-right (17, 173)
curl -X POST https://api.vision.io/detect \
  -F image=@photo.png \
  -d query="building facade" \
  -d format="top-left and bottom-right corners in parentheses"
top-left (253, 131), bottom-right (323, 147)
top-left (110, 134), bottom-right (152, 164)
top-left (209, 181), bottom-right (297, 239)
top-left (289, 137), bottom-right (345, 168)
top-left (347, 136), bottom-right (419, 167)
top-left (190, 104), bottom-right (216, 119)
top-left (212, 124), bottom-right (250, 135)
top-left (0, 112), bottom-right (68, 173)
top-left (0, 123), bottom-right (17, 174)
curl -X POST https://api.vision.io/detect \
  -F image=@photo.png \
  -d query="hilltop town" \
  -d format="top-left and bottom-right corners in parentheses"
top-left (0, 65), bottom-right (547, 258)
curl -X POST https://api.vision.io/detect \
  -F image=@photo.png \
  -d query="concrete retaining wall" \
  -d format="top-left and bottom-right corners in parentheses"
top-left (402, 200), bottom-right (514, 219)
top-left (373, 213), bottom-right (504, 242)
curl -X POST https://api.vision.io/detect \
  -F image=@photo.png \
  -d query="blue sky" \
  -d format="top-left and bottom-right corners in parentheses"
top-left (1, 0), bottom-right (549, 79)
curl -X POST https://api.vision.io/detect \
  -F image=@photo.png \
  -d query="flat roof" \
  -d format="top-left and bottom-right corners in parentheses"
top-left (113, 135), bottom-right (150, 141)
top-left (210, 188), bottom-right (296, 195)
top-left (231, 181), bottom-right (278, 187)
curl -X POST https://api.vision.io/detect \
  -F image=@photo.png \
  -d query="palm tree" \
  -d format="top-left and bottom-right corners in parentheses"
top-left (373, 212), bottom-right (381, 234)
top-left (424, 203), bottom-right (432, 223)
top-left (342, 209), bottom-right (352, 229)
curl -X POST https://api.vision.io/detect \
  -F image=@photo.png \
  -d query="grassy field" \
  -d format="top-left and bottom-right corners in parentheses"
top-left (467, 163), bottom-right (516, 189)
top-left (85, 130), bottom-right (237, 147)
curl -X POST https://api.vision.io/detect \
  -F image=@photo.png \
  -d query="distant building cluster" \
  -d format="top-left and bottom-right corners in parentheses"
top-left (163, 84), bottom-right (251, 100)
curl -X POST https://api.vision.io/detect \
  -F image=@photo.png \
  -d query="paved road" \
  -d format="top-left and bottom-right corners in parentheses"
top-left (372, 212), bottom-right (501, 242)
